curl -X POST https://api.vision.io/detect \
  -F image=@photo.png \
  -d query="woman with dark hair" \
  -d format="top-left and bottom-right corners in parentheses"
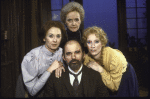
top-left (21, 21), bottom-right (67, 97)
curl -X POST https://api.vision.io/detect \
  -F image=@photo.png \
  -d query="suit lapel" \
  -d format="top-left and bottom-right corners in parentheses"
top-left (81, 66), bottom-right (89, 97)
top-left (63, 68), bottom-right (74, 96)
top-left (62, 66), bottom-right (90, 97)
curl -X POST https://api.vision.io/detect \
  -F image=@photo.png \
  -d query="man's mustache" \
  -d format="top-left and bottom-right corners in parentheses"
top-left (70, 59), bottom-right (79, 64)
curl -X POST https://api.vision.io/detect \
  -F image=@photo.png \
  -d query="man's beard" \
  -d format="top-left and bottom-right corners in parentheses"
top-left (69, 59), bottom-right (82, 72)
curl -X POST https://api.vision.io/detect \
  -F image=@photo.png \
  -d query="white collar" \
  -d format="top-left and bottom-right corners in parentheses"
top-left (68, 64), bottom-right (83, 75)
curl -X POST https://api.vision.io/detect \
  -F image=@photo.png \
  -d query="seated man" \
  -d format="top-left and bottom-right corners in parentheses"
top-left (43, 40), bottom-right (109, 97)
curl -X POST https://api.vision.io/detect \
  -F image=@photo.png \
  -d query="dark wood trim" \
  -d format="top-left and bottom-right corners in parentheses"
top-left (117, 0), bottom-right (128, 54)
top-left (74, 0), bottom-right (83, 5)
top-left (24, 0), bottom-right (32, 53)
top-left (146, 0), bottom-right (150, 80)
top-left (146, 0), bottom-right (149, 49)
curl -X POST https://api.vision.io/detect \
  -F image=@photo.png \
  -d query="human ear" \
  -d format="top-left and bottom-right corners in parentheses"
top-left (83, 51), bottom-right (85, 59)
top-left (63, 55), bottom-right (66, 61)
top-left (43, 38), bottom-right (45, 42)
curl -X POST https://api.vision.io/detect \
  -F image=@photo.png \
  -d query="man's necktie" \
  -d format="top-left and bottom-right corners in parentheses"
top-left (69, 70), bottom-right (82, 91)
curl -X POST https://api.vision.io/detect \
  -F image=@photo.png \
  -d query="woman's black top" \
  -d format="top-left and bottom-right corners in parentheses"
top-left (66, 28), bottom-right (82, 41)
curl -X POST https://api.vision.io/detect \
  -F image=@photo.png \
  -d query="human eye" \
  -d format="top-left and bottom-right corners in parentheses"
top-left (49, 34), bottom-right (53, 38)
top-left (75, 50), bottom-right (80, 54)
top-left (66, 52), bottom-right (71, 56)
top-left (87, 40), bottom-right (91, 44)
top-left (56, 34), bottom-right (61, 38)
top-left (95, 40), bottom-right (99, 43)
top-left (75, 18), bottom-right (79, 22)
top-left (67, 19), bottom-right (72, 22)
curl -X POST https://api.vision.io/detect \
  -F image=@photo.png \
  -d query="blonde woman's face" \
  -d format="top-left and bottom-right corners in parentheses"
top-left (65, 11), bottom-right (81, 32)
top-left (86, 33), bottom-right (102, 57)
top-left (43, 27), bottom-right (62, 53)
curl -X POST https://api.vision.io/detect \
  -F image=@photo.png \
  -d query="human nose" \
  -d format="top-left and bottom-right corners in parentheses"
top-left (72, 20), bottom-right (76, 25)
top-left (53, 36), bottom-right (57, 42)
top-left (91, 42), bottom-right (95, 48)
top-left (71, 53), bottom-right (76, 59)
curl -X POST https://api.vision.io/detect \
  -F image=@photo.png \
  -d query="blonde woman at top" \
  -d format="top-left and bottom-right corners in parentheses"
top-left (55, 1), bottom-right (85, 78)
top-left (82, 26), bottom-right (128, 92)
top-left (60, 1), bottom-right (85, 41)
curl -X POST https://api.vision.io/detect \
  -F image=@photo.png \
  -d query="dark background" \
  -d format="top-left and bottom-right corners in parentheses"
top-left (1, 0), bottom-right (149, 97)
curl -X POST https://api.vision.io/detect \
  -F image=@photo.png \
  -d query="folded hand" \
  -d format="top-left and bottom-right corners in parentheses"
top-left (87, 61), bottom-right (104, 73)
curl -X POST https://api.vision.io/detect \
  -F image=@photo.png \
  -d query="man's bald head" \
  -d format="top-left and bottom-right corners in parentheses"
top-left (63, 39), bottom-right (84, 55)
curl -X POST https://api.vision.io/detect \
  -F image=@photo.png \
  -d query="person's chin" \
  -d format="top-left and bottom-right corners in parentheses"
top-left (70, 29), bottom-right (78, 32)
top-left (90, 52), bottom-right (97, 56)
top-left (51, 46), bottom-right (59, 50)
top-left (70, 64), bottom-right (81, 71)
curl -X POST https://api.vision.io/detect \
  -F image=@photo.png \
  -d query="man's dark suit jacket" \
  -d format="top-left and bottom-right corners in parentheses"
top-left (43, 65), bottom-right (109, 97)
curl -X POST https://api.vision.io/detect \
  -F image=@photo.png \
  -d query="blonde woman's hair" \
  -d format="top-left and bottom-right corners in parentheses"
top-left (82, 26), bottom-right (108, 47)
top-left (60, 2), bottom-right (85, 24)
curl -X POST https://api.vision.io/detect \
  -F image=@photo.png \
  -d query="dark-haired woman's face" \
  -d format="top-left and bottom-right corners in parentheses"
top-left (43, 27), bottom-right (62, 52)
top-left (65, 11), bottom-right (81, 32)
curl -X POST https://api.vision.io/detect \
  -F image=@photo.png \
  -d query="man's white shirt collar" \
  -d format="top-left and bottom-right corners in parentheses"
top-left (68, 64), bottom-right (83, 86)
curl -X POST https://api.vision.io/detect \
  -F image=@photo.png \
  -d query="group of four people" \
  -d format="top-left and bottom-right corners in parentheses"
top-left (20, 2), bottom-right (139, 97)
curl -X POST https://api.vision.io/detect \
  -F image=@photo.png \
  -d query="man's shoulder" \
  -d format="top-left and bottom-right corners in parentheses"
top-left (46, 71), bottom-right (64, 86)
top-left (83, 65), bottom-right (97, 72)
top-left (82, 66), bottom-right (103, 86)
top-left (83, 65), bottom-right (101, 77)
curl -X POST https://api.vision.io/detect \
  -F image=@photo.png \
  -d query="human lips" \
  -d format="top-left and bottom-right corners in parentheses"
top-left (71, 27), bottom-right (77, 29)
top-left (52, 44), bottom-right (57, 46)
top-left (90, 49), bottom-right (96, 52)
top-left (70, 59), bottom-right (79, 64)
top-left (72, 60), bottom-right (78, 64)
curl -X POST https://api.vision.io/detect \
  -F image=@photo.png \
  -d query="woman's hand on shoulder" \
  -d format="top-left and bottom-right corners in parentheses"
top-left (87, 61), bottom-right (104, 73)
top-left (47, 60), bottom-right (63, 73)
top-left (55, 66), bottom-right (65, 78)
